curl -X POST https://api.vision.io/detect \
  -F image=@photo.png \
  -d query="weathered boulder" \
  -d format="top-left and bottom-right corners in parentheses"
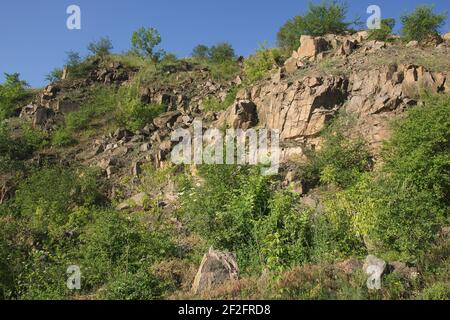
top-left (192, 248), bottom-right (239, 295)
top-left (444, 31), bottom-right (450, 42)
top-left (298, 35), bottom-right (330, 60)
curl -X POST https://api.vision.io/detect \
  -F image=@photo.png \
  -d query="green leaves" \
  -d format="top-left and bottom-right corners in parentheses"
top-left (401, 5), bottom-right (447, 42)
top-left (131, 27), bottom-right (164, 62)
top-left (277, 1), bottom-right (354, 52)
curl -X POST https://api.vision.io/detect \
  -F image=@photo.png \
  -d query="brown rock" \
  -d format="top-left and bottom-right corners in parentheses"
top-left (298, 35), bottom-right (330, 60)
top-left (153, 111), bottom-right (181, 129)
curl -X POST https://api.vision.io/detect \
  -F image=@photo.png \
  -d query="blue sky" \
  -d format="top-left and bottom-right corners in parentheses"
top-left (0, 0), bottom-right (449, 87)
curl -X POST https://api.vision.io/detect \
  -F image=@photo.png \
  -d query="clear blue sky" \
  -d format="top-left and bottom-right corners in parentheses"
top-left (0, 0), bottom-right (449, 87)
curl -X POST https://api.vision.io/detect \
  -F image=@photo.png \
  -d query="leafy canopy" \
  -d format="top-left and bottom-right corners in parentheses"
top-left (277, 1), bottom-right (355, 51)
top-left (401, 5), bottom-right (447, 42)
top-left (131, 27), bottom-right (164, 62)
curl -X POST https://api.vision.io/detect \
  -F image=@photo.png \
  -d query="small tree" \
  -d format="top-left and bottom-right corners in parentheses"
top-left (65, 51), bottom-right (82, 67)
top-left (191, 44), bottom-right (210, 60)
top-left (368, 18), bottom-right (396, 41)
top-left (277, 1), bottom-right (354, 52)
top-left (87, 37), bottom-right (113, 57)
top-left (131, 27), bottom-right (164, 62)
top-left (401, 6), bottom-right (447, 42)
top-left (209, 42), bottom-right (235, 64)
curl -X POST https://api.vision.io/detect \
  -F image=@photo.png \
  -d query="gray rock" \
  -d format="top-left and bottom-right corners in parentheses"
top-left (192, 248), bottom-right (239, 295)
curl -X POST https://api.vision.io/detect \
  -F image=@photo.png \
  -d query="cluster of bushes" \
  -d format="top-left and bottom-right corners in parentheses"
top-left (278, 2), bottom-right (448, 49)
top-left (0, 166), bottom-right (177, 299)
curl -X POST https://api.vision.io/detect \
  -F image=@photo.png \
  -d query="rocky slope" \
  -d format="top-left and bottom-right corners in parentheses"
top-left (7, 32), bottom-right (450, 297)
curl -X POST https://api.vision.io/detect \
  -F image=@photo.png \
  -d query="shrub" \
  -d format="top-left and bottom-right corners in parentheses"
top-left (400, 5), bottom-right (447, 42)
top-left (367, 18), bottom-right (396, 41)
top-left (191, 44), bottom-right (210, 60)
top-left (301, 112), bottom-right (371, 189)
top-left (116, 85), bottom-right (165, 131)
top-left (254, 190), bottom-right (312, 273)
top-left (277, 1), bottom-right (354, 51)
top-left (88, 37), bottom-right (113, 57)
top-left (311, 186), bottom-right (367, 263)
top-left (46, 68), bottom-right (63, 83)
top-left (209, 43), bottom-right (236, 64)
top-left (0, 73), bottom-right (29, 121)
top-left (244, 45), bottom-right (282, 83)
top-left (209, 60), bottom-right (241, 81)
top-left (52, 128), bottom-right (76, 147)
top-left (179, 165), bottom-right (270, 253)
top-left (202, 87), bottom-right (237, 112)
top-left (131, 27), bottom-right (164, 62)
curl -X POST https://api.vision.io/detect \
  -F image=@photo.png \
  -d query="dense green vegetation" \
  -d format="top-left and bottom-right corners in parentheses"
top-left (401, 5), bottom-right (447, 42)
top-left (0, 73), bottom-right (30, 121)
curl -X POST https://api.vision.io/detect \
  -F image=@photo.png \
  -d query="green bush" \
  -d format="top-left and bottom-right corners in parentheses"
top-left (88, 37), bottom-right (113, 57)
top-left (277, 1), bottom-right (354, 51)
top-left (202, 87), bottom-right (237, 112)
top-left (209, 43), bottom-right (236, 64)
top-left (52, 128), bottom-right (76, 147)
top-left (244, 45), bottom-right (282, 83)
top-left (367, 18), bottom-right (396, 41)
top-left (311, 186), bottom-right (367, 263)
top-left (0, 73), bottom-right (29, 121)
top-left (254, 190), bottom-right (312, 272)
top-left (191, 44), bottom-right (210, 60)
top-left (301, 112), bottom-right (371, 189)
top-left (116, 85), bottom-right (165, 131)
top-left (400, 5), bottom-right (447, 42)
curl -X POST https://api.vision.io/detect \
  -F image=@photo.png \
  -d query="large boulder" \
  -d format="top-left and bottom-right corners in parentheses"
top-left (192, 248), bottom-right (239, 295)
top-left (444, 31), bottom-right (450, 42)
top-left (298, 35), bottom-right (330, 60)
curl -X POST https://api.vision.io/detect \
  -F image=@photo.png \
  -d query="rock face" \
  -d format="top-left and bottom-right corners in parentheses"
top-left (192, 248), bottom-right (239, 295)
top-left (230, 54), bottom-right (450, 157)
top-left (216, 100), bottom-right (258, 129)
top-left (241, 75), bottom-right (349, 141)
